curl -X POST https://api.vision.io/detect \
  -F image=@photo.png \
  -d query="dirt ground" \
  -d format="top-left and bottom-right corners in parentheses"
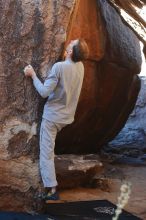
top-left (59, 164), bottom-right (146, 219)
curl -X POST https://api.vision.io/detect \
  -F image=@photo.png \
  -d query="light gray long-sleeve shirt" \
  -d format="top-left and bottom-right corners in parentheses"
top-left (33, 58), bottom-right (84, 124)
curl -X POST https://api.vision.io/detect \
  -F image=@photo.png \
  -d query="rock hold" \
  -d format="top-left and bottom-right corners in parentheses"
top-left (55, 154), bottom-right (103, 189)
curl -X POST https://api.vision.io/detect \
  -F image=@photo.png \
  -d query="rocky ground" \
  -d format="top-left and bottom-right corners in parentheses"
top-left (59, 162), bottom-right (146, 220)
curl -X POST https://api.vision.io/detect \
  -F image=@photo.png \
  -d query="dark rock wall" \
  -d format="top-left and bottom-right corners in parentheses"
top-left (103, 76), bottom-right (146, 164)
top-left (56, 0), bottom-right (141, 153)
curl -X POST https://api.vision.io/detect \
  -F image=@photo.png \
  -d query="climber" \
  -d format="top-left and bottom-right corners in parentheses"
top-left (24, 39), bottom-right (89, 202)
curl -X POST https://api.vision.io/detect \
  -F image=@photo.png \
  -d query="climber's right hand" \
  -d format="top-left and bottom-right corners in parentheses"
top-left (24, 65), bottom-right (36, 78)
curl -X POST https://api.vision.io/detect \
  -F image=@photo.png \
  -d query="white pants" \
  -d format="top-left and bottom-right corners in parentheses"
top-left (39, 118), bottom-right (66, 187)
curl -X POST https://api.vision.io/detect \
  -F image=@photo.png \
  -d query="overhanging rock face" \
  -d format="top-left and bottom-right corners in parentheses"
top-left (0, 0), bottom-right (142, 211)
top-left (56, 0), bottom-right (142, 153)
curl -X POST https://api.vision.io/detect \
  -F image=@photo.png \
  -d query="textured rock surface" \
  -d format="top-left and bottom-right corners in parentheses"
top-left (101, 77), bottom-right (146, 165)
top-left (56, 0), bottom-right (141, 153)
top-left (0, 0), bottom-right (142, 212)
top-left (108, 0), bottom-right (146, 46)
top-left (0, 154), bottom-right (103, 211)
top-left (56, 154), bottom-right (103, 189)
top-left (0, 0), bottom-right (76, 212)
